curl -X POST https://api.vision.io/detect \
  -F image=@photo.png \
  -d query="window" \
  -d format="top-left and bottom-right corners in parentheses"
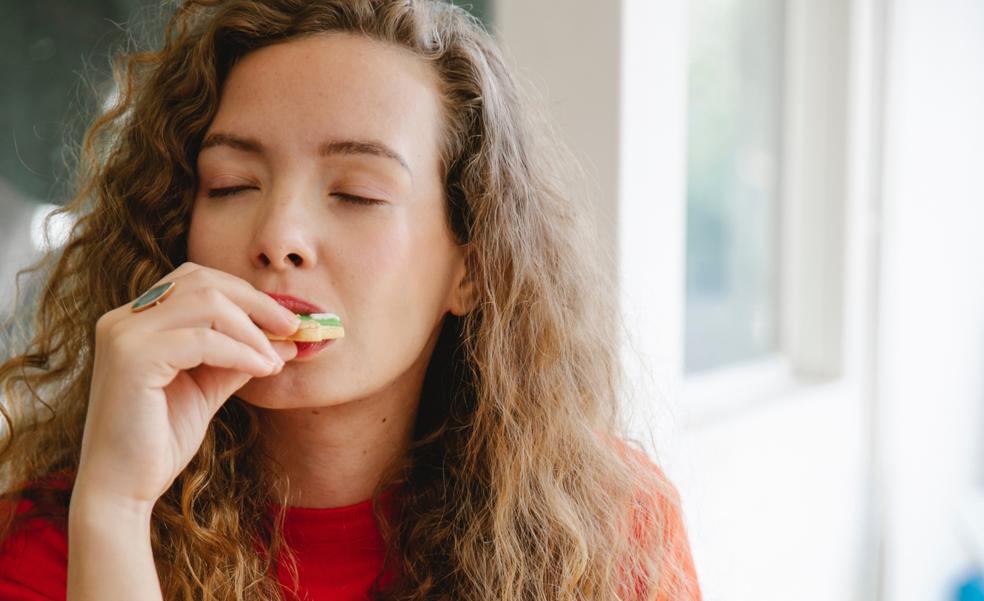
top-left (680, 0), bottom-right (850, 415)
top-left (617, 0), bottom-right (849, 424)
top-left (684, 0), bottom-right (786, 374)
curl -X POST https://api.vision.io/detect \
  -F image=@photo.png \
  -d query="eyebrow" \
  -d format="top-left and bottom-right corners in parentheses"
top-left (199, 132), bottom-right (413, 180)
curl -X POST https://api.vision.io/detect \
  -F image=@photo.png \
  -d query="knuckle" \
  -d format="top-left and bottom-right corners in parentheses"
top-left (199, 286), bottom-right (225, 305)
top-left (225, 271), bottom-right (249, 287)
top-left (105, 329), bottom-right (133, 356)
top-left (192, 328), bottom-right (215, 346)
top-left (186, 267), bottom-right (209, 285)
top-left (104, 318), bottom-right (130, 342)
top-left (95, 312), bottom-right (114, 336)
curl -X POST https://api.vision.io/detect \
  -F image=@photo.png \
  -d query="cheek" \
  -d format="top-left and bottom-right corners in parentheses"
top-left (345, 217), bottom-right (453, 299)
top-left (187, 203), bottom-right (236, 264)
top-left (186, 204), bottom-right (209, 262)
top-left (340, 217), bottom-right (414, 284)
top-left (343, 219), bottom-right (455, 338)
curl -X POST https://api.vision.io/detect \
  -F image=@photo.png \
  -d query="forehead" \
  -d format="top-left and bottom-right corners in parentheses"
top-left (205, 32), bottom-right (444, 175)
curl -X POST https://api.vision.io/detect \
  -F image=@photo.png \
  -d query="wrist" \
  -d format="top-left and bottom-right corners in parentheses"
top-left (69, 484), bottom-right (156, 526)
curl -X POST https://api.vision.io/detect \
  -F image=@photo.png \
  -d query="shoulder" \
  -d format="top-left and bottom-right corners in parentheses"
top-left (607, 435), bottom-right (681, 507)
top-left (0, 483), bottom-right (71, 600)
top-left (608, 438), bottom-right (682, 537)
top-left (607, 436), bottom-right (703, 601)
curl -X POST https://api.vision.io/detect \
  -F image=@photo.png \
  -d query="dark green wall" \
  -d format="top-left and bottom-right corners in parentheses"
top-left (0, 1), bottom-right (158, 203)
top-left (0, 0), bottom-right (493, 204)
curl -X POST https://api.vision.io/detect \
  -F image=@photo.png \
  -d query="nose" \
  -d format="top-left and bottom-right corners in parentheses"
top-left (248, 187), bottom-right (318, 271)
top-left (257, 248), bottom-right (307, 269)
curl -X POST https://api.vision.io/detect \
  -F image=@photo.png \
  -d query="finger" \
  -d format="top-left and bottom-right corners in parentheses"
top-left (105, 263), bottom-right (301, 340)
top-left (142, 328), bottom-right (278, 388)
top-left (100, 262), bottom-right (210, 330)
top-left (270, 339), bottom-right (298, 363)
top-left (186, 366), bottom-right (254, 408)
top-left (127, 288), bottom-right (282, 365)
top-left (179, 267), bottom-right (300, 337)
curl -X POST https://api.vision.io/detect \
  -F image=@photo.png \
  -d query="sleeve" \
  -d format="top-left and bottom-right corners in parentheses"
top-left (611, 438), bottom-right (702, 601)
top-left (651, 476), bottom-right (702, 601)
top-left (0, 499), bottom-right (69, 601)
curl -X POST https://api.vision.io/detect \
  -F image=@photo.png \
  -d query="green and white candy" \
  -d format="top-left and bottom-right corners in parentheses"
top-left (266, 312), bottom-right (345, 342)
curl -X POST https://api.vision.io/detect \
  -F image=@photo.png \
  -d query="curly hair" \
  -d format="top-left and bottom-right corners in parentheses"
top-left (0, 1), bottom-right (698, 599)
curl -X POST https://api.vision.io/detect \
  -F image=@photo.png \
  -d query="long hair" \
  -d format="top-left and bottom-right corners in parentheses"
top-left (0, 1), bottom-right (698, 599)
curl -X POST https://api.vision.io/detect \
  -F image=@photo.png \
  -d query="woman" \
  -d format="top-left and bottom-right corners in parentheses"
top-left (0, 1), bottom-right (701, 599)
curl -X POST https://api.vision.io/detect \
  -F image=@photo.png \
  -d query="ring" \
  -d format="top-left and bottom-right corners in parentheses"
top-left (131, 281), bottom-right (176, 313)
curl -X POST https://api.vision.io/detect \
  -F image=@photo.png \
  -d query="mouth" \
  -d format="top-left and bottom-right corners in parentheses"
top-left (263, 292), bottom-right (325, 315)
top-left (293, 339), bottom-right (335, 359)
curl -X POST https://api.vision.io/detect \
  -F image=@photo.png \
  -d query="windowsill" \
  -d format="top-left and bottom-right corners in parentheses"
top-left (680, 355), bottom-right (847, 430)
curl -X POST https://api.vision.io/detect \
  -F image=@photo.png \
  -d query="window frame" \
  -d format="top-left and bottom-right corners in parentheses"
top-left (616, 0), bottom-right (886, 596)
top-left (618, 0), bottom-right (860, 432)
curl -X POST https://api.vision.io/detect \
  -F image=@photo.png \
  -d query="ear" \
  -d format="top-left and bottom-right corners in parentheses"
top-left (448, 245), bottom-right (477, 317)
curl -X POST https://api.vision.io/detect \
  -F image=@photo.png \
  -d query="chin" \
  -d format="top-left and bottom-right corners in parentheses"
top-left (235, 393), bottom-right (349, 411)
top-left (234, 373), bottom-right (342, 410)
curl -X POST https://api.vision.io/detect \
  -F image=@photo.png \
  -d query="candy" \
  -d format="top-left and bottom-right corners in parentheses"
top-left (265, 313), bottom-right (344, 342)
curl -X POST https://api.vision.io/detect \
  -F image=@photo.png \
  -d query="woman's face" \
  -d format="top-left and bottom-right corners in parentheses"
top-left (188, 32), bottom-right (469, 410)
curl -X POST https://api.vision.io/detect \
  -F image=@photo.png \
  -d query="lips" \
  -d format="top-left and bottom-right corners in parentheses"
top-left (264, 292), bottom-right (325, 314)
top-left (294, 339), bottom-right (334, 358)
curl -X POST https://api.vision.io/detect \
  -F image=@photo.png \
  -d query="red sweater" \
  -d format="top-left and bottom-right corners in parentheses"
top-left (0, 487), bottom-right (400, 601)
top-left (0, 452), bottom-right (700, 600)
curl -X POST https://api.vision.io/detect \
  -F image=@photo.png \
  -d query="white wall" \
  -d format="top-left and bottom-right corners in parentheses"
top-left (878, 0), bottom-right (984, 599)
top-left (492, 0), bottom-right (622, 264)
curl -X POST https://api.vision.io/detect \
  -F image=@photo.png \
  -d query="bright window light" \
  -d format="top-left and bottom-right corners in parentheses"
top-left (30, 203), bottom-right (73, 252)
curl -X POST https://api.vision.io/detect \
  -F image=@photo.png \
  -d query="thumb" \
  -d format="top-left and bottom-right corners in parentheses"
top-left (188, 366), bottom-right (254, 410)
top-left (270, 340), bottom-right (298, 363)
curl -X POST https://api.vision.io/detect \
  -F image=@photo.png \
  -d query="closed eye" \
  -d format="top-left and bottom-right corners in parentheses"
top-left (206, 187), bottom-right (385, 206)
top-left (207, 185), bottom-right (255, 198)
top-left (332, 193), bottom-right (387, 206)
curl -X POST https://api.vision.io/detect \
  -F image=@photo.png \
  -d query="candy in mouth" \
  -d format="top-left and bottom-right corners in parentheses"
top-left (264, 313), bottom-right (345, 342)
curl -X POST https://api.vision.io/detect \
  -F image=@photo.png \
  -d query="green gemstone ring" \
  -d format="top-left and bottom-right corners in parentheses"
top-left (131, 281), bottom-right (176, 313)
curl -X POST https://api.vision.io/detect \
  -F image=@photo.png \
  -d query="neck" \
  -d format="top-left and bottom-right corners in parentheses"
top-left (258, 391), bottom-right (417, 508)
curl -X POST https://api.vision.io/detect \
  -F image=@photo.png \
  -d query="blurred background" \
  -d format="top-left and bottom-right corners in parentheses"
top-left (1, 1), bottom-right (982, 600)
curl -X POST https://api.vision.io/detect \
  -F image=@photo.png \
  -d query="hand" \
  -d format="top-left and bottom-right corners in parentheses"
top-left (74, 262), bottom-right (300, 508)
